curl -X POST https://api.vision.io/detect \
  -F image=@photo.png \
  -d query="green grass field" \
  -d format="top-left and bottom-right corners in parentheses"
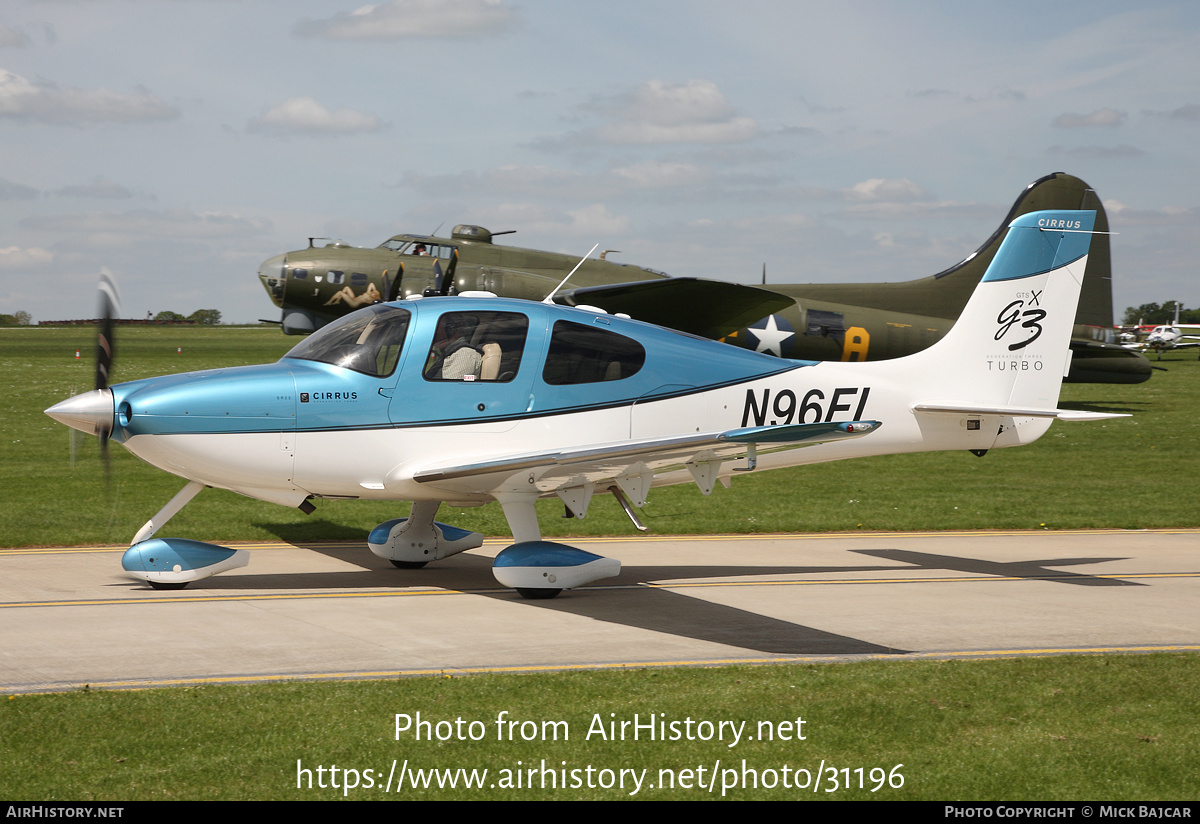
top-left (2, 325), bottom-right (1197, 801)
top-left (3, 655), bottom-right (1198, 800)
top-left (3, 325), bottom-right (1198, 548)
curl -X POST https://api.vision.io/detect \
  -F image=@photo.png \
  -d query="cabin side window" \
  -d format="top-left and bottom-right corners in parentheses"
top-left (423, 311), bottom-right (529, 383)
top-left (542, 320), bottom-right (646, 385)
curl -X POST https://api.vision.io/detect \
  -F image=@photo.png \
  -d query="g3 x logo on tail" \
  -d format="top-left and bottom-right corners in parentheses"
top-left (995, 291), bottom-right (1045, 352)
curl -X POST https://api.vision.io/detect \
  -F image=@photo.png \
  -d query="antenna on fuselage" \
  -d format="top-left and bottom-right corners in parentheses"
top-left (542, 243), bottom-right (600, 304)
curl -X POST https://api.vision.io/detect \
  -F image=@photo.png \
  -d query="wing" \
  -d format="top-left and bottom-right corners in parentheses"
top-left (412, 420), bottom-right (881, 502)
top-left (554, 278), bottom-right (796, 340)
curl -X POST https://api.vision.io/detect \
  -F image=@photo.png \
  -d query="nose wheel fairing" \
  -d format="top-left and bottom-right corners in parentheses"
top-left (122, 538), bottom-right (249, 588)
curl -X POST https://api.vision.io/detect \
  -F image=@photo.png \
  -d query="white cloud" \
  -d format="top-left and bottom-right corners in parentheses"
top-left (0, 246), bottom-right (54, 268)
top-left (842, 178), bottom-right (931, 202)
top-left (0, 68), bottom-right (178, 125)
top-left (556, 80), bottom-right (759, 147)
top-left (1052, 108), bottom-right (1127, 128)
top-left (1102, 200), bottom-right (1195, 226)
top-left (595, 80), bottom-right (759, 145)
top-left (294, 0), bottom-right (513, 40)
top-left (247, 97), bottom-right (384, 135)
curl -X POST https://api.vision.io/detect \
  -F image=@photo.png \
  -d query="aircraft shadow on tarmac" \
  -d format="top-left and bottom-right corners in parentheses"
top-left (107, 541), bottom-right (1142, 657)
top-left (850, 550), bottom-right (1145, 588)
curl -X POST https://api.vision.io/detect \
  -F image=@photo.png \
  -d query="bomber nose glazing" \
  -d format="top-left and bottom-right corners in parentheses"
top-left (258, 253), bottom-right (287, 307)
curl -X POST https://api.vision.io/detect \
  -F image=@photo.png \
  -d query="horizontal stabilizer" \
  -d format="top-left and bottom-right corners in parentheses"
top-left (913, 402), bottom-right (1127, 421)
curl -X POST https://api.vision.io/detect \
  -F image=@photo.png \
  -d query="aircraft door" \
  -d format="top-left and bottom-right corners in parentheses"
top-left (287, 305), bottom-right (412, 496)
top-left (389, 308), bottom-right (543, 433)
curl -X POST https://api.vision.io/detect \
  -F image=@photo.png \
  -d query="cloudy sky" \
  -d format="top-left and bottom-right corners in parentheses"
top-left (2, 0), bottom-right (1198, 324)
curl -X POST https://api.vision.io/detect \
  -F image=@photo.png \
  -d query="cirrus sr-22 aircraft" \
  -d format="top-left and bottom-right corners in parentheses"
top-left (50, 210), bottom-right (1123, 598)
top-left (258, 173), bottom-right (1151, 385)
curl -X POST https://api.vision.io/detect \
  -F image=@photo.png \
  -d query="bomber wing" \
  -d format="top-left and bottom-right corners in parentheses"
top-left (555, 278), bottom-right (795, 339)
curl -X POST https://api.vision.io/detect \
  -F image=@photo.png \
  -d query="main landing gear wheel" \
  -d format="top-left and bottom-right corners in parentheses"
top-left (389, 560), bottom-right (428, 569)
top-left (147, 580), bottom-right (189, 590)
top-left (515, 588), bottom-right (562, 600)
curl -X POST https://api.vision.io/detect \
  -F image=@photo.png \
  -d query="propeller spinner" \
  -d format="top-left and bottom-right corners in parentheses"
top-left (45, 270), bottom-right (120, 458)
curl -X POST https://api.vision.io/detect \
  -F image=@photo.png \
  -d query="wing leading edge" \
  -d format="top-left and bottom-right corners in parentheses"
top-left (411, 419), bottom-right (881, 496)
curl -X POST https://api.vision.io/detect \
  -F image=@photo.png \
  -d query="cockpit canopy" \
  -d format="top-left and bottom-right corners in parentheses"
top-left (284, 304), bottom-right (410, 378)
top-left (283, 301), bottom-right (652, 388)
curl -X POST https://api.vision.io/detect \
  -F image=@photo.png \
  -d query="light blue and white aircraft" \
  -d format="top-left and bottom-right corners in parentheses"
top-left (1129, 304), bottom-right (1200, 359)
top-left (47, 210), bottom-right (1121, 598)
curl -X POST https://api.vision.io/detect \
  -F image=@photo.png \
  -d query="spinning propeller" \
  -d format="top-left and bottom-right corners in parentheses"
top-left (95, 269), bottom-right (119, 454)
top-left (46, 270), bottom-right (122, 476)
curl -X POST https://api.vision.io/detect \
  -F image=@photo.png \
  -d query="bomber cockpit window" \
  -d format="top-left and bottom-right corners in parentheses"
top-left (542, 320), bottom-right (646, 385)
top-left (423, 311), bottom-right (529, 382)
top-left (285, 304), bottom-right (410, 378)
top-left (380, 240), bottom-right (457, 260)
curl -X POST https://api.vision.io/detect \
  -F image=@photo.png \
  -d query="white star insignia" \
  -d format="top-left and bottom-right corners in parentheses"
top-left (746, 315), bottom-right (794, 357)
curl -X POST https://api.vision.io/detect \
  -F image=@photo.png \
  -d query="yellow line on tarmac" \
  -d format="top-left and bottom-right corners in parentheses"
top-left (4, 569), bottom-right (1198, 610)
top-left (9, 645), bottom-right (1200, 694)
top-left (0, 587), bottom-right (463, 609)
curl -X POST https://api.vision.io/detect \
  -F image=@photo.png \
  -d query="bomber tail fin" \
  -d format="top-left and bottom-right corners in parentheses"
top-left (911, 173), bottom-right (1111, 327)
top-left (793, 173), bottom-right (1113, 327)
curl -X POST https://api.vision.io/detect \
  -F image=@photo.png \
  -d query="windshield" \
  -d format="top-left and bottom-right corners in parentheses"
top-left (284, 304), bottom-right (411, 377)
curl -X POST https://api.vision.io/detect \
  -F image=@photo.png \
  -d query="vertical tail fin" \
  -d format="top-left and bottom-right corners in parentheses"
top-left (910, 209), bottom-right (1096, 417)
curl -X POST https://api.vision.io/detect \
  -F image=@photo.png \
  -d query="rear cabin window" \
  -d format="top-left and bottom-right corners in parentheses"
top-left (423, 311), bottom-right (529, 383)
top-left (542, 320), bottom-right (646, 385)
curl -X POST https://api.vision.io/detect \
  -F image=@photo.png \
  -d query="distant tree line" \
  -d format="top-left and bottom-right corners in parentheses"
top-left (4, 309), bottom-right (223, 326)
top-left (1122, 301), bottom-right (1199, 325)
top-left (154, 309), bottom-right (222, 325)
